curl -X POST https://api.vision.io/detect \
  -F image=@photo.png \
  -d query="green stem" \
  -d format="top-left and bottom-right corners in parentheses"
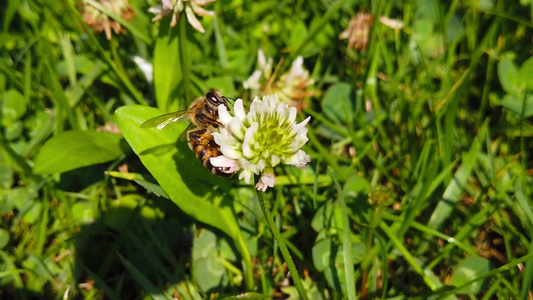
top-left (255, 183), bottom-right (309, 300)
top-left (179, 16), bottom-right (192, 103)
top-left (235, 230), bottom-right (255, 290)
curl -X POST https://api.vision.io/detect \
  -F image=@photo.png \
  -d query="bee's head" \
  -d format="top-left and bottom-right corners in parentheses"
top-left (206, 89), bottom-right (226, 106)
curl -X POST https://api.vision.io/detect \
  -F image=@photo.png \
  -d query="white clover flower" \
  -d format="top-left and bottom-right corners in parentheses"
top-left (210, 95), bottom-right (311, 191)
top-left (149, 0), bottom-right (215, 32)
top-left (243, 50), bottom-right (314, 110)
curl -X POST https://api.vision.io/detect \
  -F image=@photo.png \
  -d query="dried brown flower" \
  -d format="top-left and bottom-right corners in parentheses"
top-left (80, 0), bottom-right (135, 40)
top-left (339, 12), bottom-right (374, 51)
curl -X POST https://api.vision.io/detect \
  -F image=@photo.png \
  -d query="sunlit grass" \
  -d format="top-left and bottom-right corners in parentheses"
top-left (0, 0), bottom-right (532, 299)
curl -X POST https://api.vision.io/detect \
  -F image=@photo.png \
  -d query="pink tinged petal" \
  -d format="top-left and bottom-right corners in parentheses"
top-left (210, 156), bottom-right (240, 173)
top-left (256, 173), bottom-right (275, 192)
top-left (217, 105), bottom-right (232, 125)
top-left (288, 150), bottom-right (311, 168)
top-left (185, 6), bottom-right (205, 33)
top-left (170, 12), bottom-right (179, 27)
top-left (162, 0), bottom-right (173, 10)
top-left (192, 6), bottom-right (214, 17)
top-left (194, 0), bottom-right (216, 6)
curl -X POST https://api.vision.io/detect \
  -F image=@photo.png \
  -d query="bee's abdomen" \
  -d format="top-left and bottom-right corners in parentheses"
top-left (188, 128), bottom-right (233, 178)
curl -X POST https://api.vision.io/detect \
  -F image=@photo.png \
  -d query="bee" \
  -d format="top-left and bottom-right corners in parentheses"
top-left (141, 89), bottom-right (233, 177)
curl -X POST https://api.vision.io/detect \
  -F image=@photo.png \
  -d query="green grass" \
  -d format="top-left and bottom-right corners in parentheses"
top-left (1, 0), bottom-right (532, 299)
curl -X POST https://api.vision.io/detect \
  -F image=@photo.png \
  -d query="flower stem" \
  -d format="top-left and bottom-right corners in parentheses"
top-left (255, 184), bottom-right (309, 300)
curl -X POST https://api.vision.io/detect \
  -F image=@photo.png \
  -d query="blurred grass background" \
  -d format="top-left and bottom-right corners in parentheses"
top-left (0, 0), bottom-right (532, 299)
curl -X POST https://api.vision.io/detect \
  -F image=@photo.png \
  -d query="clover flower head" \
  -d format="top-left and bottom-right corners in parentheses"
top-left (149, 0), bottom-right (215, 32)
top-left (210, 95), bottom-right (311, 191)
top-left (80, 0), bottom-right (135, 40)
top-left (339, 12), bottom-right (374, 51)
top-left (243, 49), bottom-right (315, 110)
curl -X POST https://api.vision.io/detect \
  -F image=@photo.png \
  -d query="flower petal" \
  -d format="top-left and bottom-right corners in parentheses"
top-left (256, 173), bottom-right (275, 191)
top-left (210, 156), bottom-right (240, 173)
top-left (185, 6), bottom-right (205, 32)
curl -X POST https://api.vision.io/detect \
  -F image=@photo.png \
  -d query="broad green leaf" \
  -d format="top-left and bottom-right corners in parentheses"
top-left (114, 105), bottom-right (244, 250)
top-left (322, 83), bottom-right (354, 124)
top-left (312, 238), bottom-right (332, 271)
top-left (498, 94), bottom-right (533, 117)
top-left (450, 257), bottom-right (491, 294)
top-left (1, 89), bottom-right (26, 125)
top-left (193, 230), bottom-right (218, 259)
top-left (153, 20), bottom-right (182, 111)
top-left (0, 228), bottom-right (9, 249)
top-left (289, 21), bottom-right (307, 48)
top-left (33, 130), bottom-right (126, 174)
top-left (519, 57), bottom-right (533, 87)
top-left (195, 256), bottom-right (225, 292)
top-left (193, 230), bottom-right (225, 292)
top-left (498, 55), bottom-right (520, 94)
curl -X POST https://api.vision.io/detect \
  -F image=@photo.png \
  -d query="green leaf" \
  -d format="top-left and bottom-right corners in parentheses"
top-left (195, 256), bottom-right (225, 292)
top-left (312, 238), bottom-right (332, 271)
top-left (1, 89), bottom-right (26, 125)
top-left (71, 202), bottom-right (94, 225)
top-left (193, 230), bottom-right (225, 292)
top-left (114, 105), bottom-right (244, 252)
top-left (498, 55), bottom-right (520, 94)
top-left (204, 77), bottom-right (236, 97)
top-left (33, 130), bottom-right (126, 174)
top-left (322, 83), bottom-right (354, 124)
top-left (450, 257), bottom-right (491, 294)
top-left (518, 57), bottom-right (533, 88)
top-left (153, 20), bottom-right (182, 111)
top-left (289, 21), bottom-right (307, 48)
top-left (0, 164), bottom-right (13, 189)
top-left (0, 228), bottom-right (10, 249)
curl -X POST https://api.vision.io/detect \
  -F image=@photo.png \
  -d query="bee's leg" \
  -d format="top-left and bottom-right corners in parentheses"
top-left (195, 113), bottom-right (224, 128)
top-left (187, 128), bottom-right (206, 150)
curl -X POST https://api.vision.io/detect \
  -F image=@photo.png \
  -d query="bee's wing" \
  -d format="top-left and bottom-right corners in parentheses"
top-left (140, 110), bottom-right (189, 130)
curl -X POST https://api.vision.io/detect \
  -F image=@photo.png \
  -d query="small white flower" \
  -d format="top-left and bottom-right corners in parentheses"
top-left (149, 0), bottom-right (215, 32)
top-left (243, 70), bottom-right (262, 90)
top-left (243, 49), bottom-right (314, 110)
top-left (210, 95), bottom-right (311, 191)
top-left (379, 16), bottom-right (404, 30)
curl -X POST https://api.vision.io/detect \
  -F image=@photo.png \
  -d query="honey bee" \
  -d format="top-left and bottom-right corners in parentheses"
top-left (141, 89), bottom-right (233, 177)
